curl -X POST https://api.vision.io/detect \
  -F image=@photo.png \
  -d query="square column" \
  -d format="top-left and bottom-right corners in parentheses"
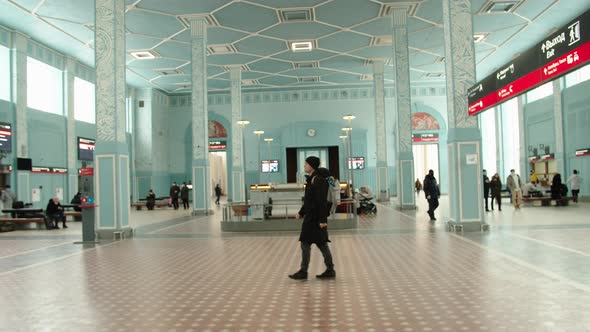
top-left (391, 7), bottom-right (415, 209)
top-left (552, 79), bottom-right (565, 173)
top-left (11, 32), bottom-right (30, 202)
top-left (373, 60), bottom-right (389, 202)
top-left (442, 0), bottom-right (485, 231)
top-left (94, 0), bottom-right (131, 238)
top-left (190, 18), bottom-right (212, 215)
top-left (229, 67), bottom-right (245, 203)
top-left (65, 57), bottom-right (78, 199)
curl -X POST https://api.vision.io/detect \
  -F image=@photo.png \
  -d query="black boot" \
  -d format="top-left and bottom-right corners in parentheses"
top-left (316, 269), bottom-right (336, 279)
top-left (288, 270), bottom-right (308, 280)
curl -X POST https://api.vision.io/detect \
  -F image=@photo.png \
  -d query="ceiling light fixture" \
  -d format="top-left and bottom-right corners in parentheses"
top-left (130, 50), bottom-right (159, 60)
top-left (290, 41), bottom-right (314, 52)
top-left (473, 34), bottom-right (487, 43)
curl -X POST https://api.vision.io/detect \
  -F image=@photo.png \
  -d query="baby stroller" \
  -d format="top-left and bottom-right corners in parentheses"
top-left (356, 186), bottom-right (377, 215)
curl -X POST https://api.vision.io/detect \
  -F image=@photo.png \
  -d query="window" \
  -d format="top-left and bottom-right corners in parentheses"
top-left (500, 99), bottom-right (520, 177)
top-left (479, 108), bottom-right (497, 174)
top-left (74, 77), bottom-right (95, 123)
top-left (0, 45), bottom-right (9, 101)
top-left (564, 63), bottom-right (590, 87)
top-left (526, 82), bottom-right (553, 103)
top-left (27, 57), bottom-right (63, 115)
top-left (126, 97), bottom-right (133, 133)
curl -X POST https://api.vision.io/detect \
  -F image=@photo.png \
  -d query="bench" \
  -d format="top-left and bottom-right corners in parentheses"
top-left (131, 201), bottom-right (170, 211)
top-left (64, 211), bottom-right (82, 221)
top-left (0, 217), bottom-right (45, 224)
top-left (522, 196), bottom-right (575, 206)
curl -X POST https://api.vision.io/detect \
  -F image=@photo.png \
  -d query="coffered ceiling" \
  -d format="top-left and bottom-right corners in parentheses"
top-left (1, 0), bottom-right (589, 93)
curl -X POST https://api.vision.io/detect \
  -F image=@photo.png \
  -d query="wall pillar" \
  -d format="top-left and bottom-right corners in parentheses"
top-left (94, 0), bottom-right (130, 237)
top-left (373, 60), bottom-right (390, 202)
top-left (552, 79), bottom-right (565, 173)
top-left (65, 57), bottom-right (78, 200)
top-left (391, 7), bottom-right (415, 209)
top-left (517, 95), bottom-right (527, 177)
top-left (11, 32), bottom-right (29, 202)
top-left (443, 0), bottom-right (484, 231)
top-left (230, 67), bottom-right (245, 203)
top-left (190, 18), bottom-right (211, 215)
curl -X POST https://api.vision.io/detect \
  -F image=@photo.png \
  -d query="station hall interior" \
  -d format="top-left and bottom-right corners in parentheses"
top-left (1, 0), bottom-right (590, 330)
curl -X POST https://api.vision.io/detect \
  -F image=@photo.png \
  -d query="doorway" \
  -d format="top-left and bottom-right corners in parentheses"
top-left (209, 151), bottom-right (227, 198)
top-left (413, 144), bottom-right (440, 184)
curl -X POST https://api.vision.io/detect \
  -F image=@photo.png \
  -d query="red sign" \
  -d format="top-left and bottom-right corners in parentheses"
top-left (79, 167), bottom-right (94, 176)
top-left (412, 133), bottom-right (439, 143)
top-left (576, 148), bottom-right (590, 157)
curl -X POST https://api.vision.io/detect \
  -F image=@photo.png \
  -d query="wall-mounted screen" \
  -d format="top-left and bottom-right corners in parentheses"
top-left (0, 122), bottom-right (12, 152)
top-left (347, 157), bottom-right (365, 170)
top-left (78, 137), bottom-right (95, 161)
top-left (261, 160), bottom-right (279, 173)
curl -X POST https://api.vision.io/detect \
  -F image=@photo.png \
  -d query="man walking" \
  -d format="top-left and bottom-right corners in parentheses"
top-left (289, 156), bottom-right (335, 280)
top-left (506, 169), bottom-right (522, 209)
top-left (483, 170), bottom-right (491, 212)
top-left (169, 182), bottom-right (180, 210)
top-left (423, 170), bottom-right (440, 221)
top-left (180, 182), bottom-right (190, 210)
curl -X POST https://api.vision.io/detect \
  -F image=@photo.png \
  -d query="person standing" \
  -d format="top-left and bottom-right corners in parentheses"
top-left (1, 185), bottom-right (16, 214)
top-left (423, 170), bottom-right (440, 221)
top-left (483, 170), bottom-right (491, 212)
top-left (490, 173), bottom-right (502, 211)
top-left (415, 179), bottom-right (422, 195)
top-left (289, 156), bottom-right (335, 280)
top-left (567, 170), bottom-right (582, 203)
top-left (146, 189), bottom-right (156, 210)
top-left (214, 184), bottom-right (222, 205)
top-left (506, 169), bottom-right (522, 209)
top-left (169, 182), bottom-right (180, 210)
top-left (180, 182), bottom-right (190, 210)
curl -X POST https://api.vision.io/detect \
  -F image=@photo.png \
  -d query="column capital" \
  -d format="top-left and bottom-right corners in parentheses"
top-left (372, 60), bottom-right (385, 74)
top-left (11, 31), bottom-right (28, 52)
top-left (189, 17), bottom-right (208, 38)
top-left (65, 56), bottom-right (77, 72)
top-left (229, 66), bottom-right (242, 79)
top-left (391, 6), bottom-right (409, 28)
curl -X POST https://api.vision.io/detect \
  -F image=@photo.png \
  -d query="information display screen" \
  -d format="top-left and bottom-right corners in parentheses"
top-left (261, 160), bottom-right (279, 173)
top-left (347, 157), bottom-right (365, 170)
top-left (469, 8), bottom-right (590, 116)
top-left (0, 122), bottom-right (12, 152)
top-left (78, 137), bottom-right (95, 161)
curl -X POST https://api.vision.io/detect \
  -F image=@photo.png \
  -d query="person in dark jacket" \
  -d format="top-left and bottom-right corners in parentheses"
top-left (170, 182), bottom-right (180, 210)
top-left (70, 192), bottom-right (82, 212)
top-left (146, 189), bottom-right (156, 210)
top-left (423, 170), bottom-right (440, 221)
top-left (180, 182), bottom-right (190, 210)
top-left (214, 184), bottom-right (222, 205)
top-left (490, 173), bottom-right (502, 211)
top-left (46, 197), bottom-right (66, 229)
top-left (483, 170), bottom-right (491, 212)
top-left (289, 156), bottom-right (335, 280)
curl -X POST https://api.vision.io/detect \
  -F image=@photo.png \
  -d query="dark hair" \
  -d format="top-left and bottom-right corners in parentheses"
top-left (574, 170), bottom-right (578, 174)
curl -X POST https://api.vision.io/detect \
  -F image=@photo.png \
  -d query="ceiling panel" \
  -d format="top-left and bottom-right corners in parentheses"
top-left (206, 53), bottom-right (260, 66)
top-left (272, 49), bottom-right (338, 62)
top-left (136, 0), bottom-right (232, 15)
top-left (408, 27), bottom-right (444, 50)
top-left (127, 58), bottom-right (187, 69)
top-left (248, 59), bottom-right (293, 73)
top-left (261, 22), bottom-right (339, 40)
top-left (414, 0), bottom-right (443, 25)
top-left (281, 68), bottom-right (341, 77)
top-left (44, 18), bottom-right (93, 43)
top-left (127, 34), bottom-right (164, 50)
top-left (352, 17), bottom-right (390, 36)
top-left (127, 67), bottom-right (161, 81)
top-left (208, 78), bottom-right (231, 90)
top-left (155, 41), bottom-right (191, 60)
top-left (38, 0), bottom-right (94, 23)
top-left (235, 36), bottom-right (288, 56)
top-left (258, 75), bottom-right (299, 86)
top-left (473, 13), bottom-right (528, 32)
top-left (153, 74), bottom-right (191, 85)
top-left (246, 0), bottom-right (329, 8)
top-left (322, 72), bottom-right (363, 84)
top-left (315, 0), bottom-right (381, 28)
top-left (320, 55), bottom-right (369, 74)
top-left (515, 0), bottom-right (557, 20)
top-left (483, 24), bottom-right (525, 46)
top-left (350, 46), bottom-right (392, 59)
top-left (125, 10), bottom-right (184, 39)
top-left (214, 2), bottom-right (278, 33)
top-left (319, 31), bottom-right (372, 53)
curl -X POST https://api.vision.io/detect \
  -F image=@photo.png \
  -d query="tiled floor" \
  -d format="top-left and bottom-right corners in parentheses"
top-left (1, 196), bottom-right (590, 331)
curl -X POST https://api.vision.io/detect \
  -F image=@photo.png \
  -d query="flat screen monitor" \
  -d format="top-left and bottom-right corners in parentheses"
top-left (347, 157), bottom-right (365, 170)
top-left (78, 137), bottom-right (95, 161)
top-left (261, 160), bottom-right (279, 173)
top-left (0, 122), bottom-right (12, 152)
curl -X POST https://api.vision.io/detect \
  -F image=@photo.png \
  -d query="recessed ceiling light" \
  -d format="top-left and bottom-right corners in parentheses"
top-left (425, 73), bottom-right (444, 78)
top-left (242, 79), bottom-right (258, 86)
top-left (289, 40), bottom-right (314, 52)
top-left (130, 50), bottom-right (159, 60)
top-left (473, 34), bottom-right (487, 43)
top-left (298, 76), bottom-right (319, 83)
top-left (208, 44), bottom-right (238, 54)
top-left (479, 0), bottom-right (522, 14)
top-left (360, 74), bottom-right (374, 81)
top-left (294, 62), bottom-right (318, 69)
top-left (279, 8), bottom-right (314, 22)
top-left (370, 35), bottom-right (392, 46)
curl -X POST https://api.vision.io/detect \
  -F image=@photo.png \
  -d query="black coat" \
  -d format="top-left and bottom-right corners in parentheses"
top-left (180, 186), bottom-right (189, 200)
top-left (298, 171), bottom-right (330, 245)
top-left (423, 174), bottom-right (440, 200)
top-left (46, 200), bottom-right (63, 216)
top-left (170, 185), bottom-right (180, 199)
top-left (483, 175), bottom-right (490, 195)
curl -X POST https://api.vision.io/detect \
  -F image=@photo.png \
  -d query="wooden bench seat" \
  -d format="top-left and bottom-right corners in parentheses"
top-left (131, 201), bottom-right (170, 210)
top-left (0, 217), bottom-right (45, 223)
top-left (522, 196), bottom-right (575, 206)
top-left (64, 211), bottom-right (81, 217)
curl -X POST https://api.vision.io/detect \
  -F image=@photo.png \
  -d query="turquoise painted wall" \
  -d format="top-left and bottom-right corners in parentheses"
top-left (562, 79), bottom-right (590, 196)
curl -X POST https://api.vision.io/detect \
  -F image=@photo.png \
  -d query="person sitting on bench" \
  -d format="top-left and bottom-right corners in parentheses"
top-left (70, 192), bottom-right (82, 212)
top-left (46, 197), bottom-right (66, 229)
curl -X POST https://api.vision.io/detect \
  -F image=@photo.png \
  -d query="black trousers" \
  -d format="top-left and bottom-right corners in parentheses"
top-left (182, 199), bottom-right (189, 209)
top-left (484, 192), bottom-right (490, 210)
top-left (172, 198), bottom-right (179, 209)
top-left (491, 194), bottom-right (501, 210)
top-left (427, 198), bottom-right (439, 218)
top-left (572, 189), bottom-right (580, 202)
top-left (215, 195), bottom-right (221, 204)
top-left (300, 242), bottom-right (334, 272)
